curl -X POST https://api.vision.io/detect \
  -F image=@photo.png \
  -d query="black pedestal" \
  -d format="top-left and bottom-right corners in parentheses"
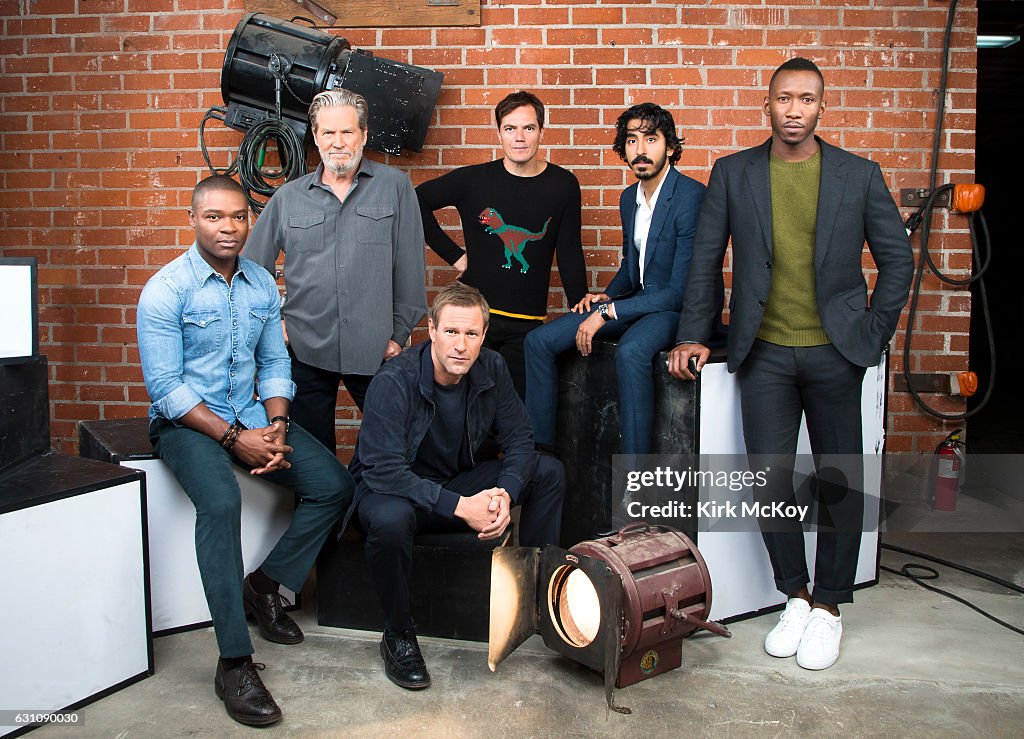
top-left (0, 356), bottom-right (49, 473)
top-left (316, 531), bottom-right (503, 642)
top-left (554, 340), bottom-right (700, 547)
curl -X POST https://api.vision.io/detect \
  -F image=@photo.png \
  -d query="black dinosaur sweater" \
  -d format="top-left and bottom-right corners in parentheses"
top-left (417, 159), bottom-right (587, 319)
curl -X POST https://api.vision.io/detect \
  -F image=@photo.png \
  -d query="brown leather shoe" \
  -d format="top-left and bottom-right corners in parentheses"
top-left (243, 575), bottom-right (303, 644)
top-left (214, 660), bottom-right (282, 726)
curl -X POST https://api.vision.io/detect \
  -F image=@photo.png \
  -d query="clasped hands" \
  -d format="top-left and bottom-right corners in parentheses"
top-left (455, 487), bottom-right (513, 541)
top-left (232, 418), bottom-right (293, 475)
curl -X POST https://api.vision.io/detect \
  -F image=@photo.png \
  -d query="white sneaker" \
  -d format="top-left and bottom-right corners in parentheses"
top-left (796, 608), bottom-right (843, 670)
top-left (764, 597), bottom-right (812, 658)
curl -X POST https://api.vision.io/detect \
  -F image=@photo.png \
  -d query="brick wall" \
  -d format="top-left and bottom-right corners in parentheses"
top-left (0, 0), bottom-right (977, 458)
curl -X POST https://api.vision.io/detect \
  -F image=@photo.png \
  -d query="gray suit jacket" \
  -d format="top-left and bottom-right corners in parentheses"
top-left (676, 137), bottom-right (914, 371)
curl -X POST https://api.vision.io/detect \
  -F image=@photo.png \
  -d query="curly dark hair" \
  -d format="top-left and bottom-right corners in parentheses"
top-left (612, 103), bottom-right (682, 166)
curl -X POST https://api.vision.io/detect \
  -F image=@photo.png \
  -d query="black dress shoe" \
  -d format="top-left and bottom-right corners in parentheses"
top-left (243, 575), bottom-right (304, 644)
top-left (214, 660), bottom-right (282, 726)
top-left (380, 629), bottom-right (431, 690)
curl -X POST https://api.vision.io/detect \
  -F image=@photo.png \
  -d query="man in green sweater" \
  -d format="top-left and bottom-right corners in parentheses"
top-left (668, 58), bottom-right (913, 670)
top-left (417, 91), bottom-right (587, 398)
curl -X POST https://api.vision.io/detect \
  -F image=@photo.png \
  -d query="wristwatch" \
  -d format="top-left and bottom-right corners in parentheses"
top-left (270, 415), bottom-right (290, 433)
top-left (598, 303), bottom-right (613, 321)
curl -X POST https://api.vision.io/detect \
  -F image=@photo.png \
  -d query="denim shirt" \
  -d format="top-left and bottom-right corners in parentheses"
top-left (137, 244), bottom-right (295, 429)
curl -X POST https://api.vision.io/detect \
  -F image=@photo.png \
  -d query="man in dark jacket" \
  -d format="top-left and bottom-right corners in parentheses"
top-left (668, 58), bottom-right (913, 671)
top-left (347, 282), bottom-right (565, 690)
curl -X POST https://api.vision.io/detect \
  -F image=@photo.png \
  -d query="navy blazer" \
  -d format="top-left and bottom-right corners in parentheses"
top-left (604, 167), bottom-right (707, 323)
top-left (676, 137), bottom-right (914, 370)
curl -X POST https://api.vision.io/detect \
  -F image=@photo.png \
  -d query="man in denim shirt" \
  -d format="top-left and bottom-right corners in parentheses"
top-left (137, 175), bottom-right (354, 726)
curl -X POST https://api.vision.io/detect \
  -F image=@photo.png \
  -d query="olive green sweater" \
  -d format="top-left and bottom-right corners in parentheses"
top-left (758, 151), bottom-right (830, 347)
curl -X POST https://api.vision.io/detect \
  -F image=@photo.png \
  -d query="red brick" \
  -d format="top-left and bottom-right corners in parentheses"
top-left (679, 7), bottom-right (728, 25)
top-left (479, 6), bottom-right (514, 25)
top-left (519, 8), bottom-right (569, 26)
top-left (574, 48), bottom-right (624, 67)
top-left (626, 47), bottom-right (678, 67)
top-left (571, 6), bottom-right (621, 25)
top-left (485, 67), bottom-right (540, 87)
top-left (594, 68), bottom-right (646, 87)
top-left (5, 56), bottom-right (51, 75)
top-left (679, 48), bottom-right (732, 67)
top-left (600, 28), bottom-right (652, 47)
top-left (710, 28), bottom-right (766, 47)
top-left (547, 28), bottom-right (598, 46)
top-left (26, 75), bottom-right (72, 93)
top-left (465, 48), bottom-right (516, 67)
top-left (650, 68), bottom-right (703, 87)
top-left (659, 28), bottom-right (709, 46)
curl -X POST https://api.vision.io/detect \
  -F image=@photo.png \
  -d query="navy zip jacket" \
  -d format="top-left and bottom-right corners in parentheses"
top-left (345, 341), bottom-right (538, 530)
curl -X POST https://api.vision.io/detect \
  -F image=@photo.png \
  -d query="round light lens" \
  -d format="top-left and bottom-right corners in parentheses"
top-left (548, 565), bottom-right (601, 647)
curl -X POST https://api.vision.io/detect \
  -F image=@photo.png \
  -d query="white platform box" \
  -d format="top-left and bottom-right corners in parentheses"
top-left (79, 419), bottom-right (297, 636)
top-left (0, 455), bottom-right (151, 738)
top-left (696, 356), bottom-right (886, 621)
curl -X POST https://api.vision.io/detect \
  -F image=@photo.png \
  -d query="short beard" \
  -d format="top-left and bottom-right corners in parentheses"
top-left (324, 156), bottom-right (358, 177)
top-left (633, 158), bottom-right (666, 181)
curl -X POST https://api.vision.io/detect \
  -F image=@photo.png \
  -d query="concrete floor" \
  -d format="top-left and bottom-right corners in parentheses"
top-left (31, 531), bottom-right (1024, 739)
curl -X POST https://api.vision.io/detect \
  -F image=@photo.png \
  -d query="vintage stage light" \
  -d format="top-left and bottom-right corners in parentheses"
top-left (489, 523), bottom-right (730, 712)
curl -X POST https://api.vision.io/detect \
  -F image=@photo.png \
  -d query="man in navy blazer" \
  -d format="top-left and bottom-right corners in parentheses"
top-left (668, 59), bottom-right (913, 671)
top-left (525, 103), bottom-right (716, 455)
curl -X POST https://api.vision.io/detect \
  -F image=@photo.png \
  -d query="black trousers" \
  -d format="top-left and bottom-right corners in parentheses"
top-left (484, 314), bottom-right (544, 400)
top-left (356, 456), bottom-right (565, 633)
top-left (289, 348), bottom-right (372, 454)
top-left (737, 340), bottom-right (867, 606)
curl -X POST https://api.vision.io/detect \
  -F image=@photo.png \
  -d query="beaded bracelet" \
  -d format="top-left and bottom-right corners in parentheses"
top-left (220, 420), bottom-right (243, 451)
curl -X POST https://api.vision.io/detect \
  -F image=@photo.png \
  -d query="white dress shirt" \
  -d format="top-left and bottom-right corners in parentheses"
top-left (632, 172), bottom-right (668, 288)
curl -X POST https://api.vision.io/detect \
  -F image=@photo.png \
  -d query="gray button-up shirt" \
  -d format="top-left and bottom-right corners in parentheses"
top-left (244, 158), bottom-right (427, 376)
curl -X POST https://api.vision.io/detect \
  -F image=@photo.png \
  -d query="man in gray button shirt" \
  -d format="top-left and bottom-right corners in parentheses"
top-left (246, 89), bottom-right (427, 453)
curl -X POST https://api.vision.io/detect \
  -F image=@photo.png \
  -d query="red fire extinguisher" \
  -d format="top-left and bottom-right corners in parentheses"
top-left (933, 429), bottom-right (966, 512)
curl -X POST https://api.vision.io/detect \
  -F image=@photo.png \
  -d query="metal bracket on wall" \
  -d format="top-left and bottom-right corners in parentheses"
top-left (894, 373), bottom-right (953, 394)
top-left (900, 188), bottom-right (952, 208)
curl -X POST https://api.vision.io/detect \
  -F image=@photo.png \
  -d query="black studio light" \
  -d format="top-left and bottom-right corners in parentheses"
top-left (202, 13), bottom-right (444, 211)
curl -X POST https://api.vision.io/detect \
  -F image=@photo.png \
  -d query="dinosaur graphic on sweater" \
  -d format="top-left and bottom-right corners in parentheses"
top-left (478, 207), bottom-right (551, 274)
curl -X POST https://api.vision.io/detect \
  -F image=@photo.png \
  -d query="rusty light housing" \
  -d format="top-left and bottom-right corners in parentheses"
top-left (489, 523), bottom-right (730, 710)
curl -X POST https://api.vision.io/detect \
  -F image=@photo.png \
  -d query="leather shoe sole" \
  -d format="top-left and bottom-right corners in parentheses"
top-left (380, 640), bottom-right (431, 690)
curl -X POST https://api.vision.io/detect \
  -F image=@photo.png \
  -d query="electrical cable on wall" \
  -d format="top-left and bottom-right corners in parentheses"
top-left (200, 52), bottom-right (308, 215)
top-left (902, 0), bottom-right (996, 421)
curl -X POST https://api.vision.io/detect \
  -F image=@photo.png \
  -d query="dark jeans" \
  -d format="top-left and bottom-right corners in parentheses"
top-left (289, 347), bottom-right (373, 453)
top-left (356, 456), bottom-right (565, 633)
top-left (737, 340), bottom-right (866, 606)
top-left (484, 314), bottom-right (544, 400)
top-left (524, 309), bottom-right (680, 455)
top-left (151, 418), bottom-right (354, 657)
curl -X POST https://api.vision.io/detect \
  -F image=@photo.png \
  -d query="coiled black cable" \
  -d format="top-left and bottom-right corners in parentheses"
top-left (199, 106), bottom-right (307, 215)
top-left (234, 117), bottom-right (306, 215)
